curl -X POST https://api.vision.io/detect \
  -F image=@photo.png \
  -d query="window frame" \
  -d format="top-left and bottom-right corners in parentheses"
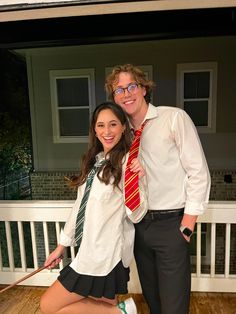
top-left (50, 68), bottom-right (96, 143)
top-left (177, 62), bottom-right (217, 133)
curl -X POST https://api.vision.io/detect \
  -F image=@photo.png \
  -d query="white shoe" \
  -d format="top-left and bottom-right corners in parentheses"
top-left (118, 297), bottom-right (137, 314)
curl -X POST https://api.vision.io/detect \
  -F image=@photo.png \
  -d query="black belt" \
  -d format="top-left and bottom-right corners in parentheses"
top-left (143, 208), bottom-right (184, 220)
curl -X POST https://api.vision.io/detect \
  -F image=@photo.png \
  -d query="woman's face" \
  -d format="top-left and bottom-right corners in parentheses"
top-left (94, 109), bottom-right (125, 154)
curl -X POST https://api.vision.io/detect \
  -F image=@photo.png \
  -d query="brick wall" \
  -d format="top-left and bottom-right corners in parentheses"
top-left (30, 169), bottom-right (236, 201)
top-left (210, 170), bottom-right (236, 200)
top-left (30, 171), bottom-right (77, 200)
top-left (30, 171), bottom-right (77, 265)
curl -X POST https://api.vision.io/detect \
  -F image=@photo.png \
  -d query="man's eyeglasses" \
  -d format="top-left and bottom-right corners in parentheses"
top-left (113, 83), bottom-right (140, 96)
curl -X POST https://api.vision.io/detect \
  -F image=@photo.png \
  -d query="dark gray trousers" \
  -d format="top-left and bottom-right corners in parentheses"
top-left (134, 211), bottom-right (191, 314)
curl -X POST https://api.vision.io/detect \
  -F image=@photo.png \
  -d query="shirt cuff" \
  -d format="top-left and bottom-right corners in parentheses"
top-left (59, 229), bottom-right (75, 247)
top-left (184, 201), bottom-right (208, 216)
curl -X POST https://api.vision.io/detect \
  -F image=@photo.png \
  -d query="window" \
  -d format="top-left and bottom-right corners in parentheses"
top-left (50, 69), bottom-right (96, 143)
top-left (177, 62), bottom-right (217, 133)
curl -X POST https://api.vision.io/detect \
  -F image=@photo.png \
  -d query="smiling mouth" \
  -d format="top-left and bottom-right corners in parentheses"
top-left (103, 136), bottom-right (114, 142)
top-left (124, 100), bottom-right (134, 105)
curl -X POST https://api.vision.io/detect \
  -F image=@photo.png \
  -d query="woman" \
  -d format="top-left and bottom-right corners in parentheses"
top-left (40, 102), bottom-right (148, 314)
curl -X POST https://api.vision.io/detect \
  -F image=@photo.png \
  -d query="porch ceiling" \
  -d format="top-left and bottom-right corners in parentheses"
top-left (0, 7), bottom-right (235, 49)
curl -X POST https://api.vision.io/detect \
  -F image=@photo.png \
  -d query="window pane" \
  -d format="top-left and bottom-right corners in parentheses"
top-left (184, 72), bottom-right (210, 99)
top-left (184, 101), bottom-right (208, 126)
top-left (59, 108), bottom-right (89, 136)
top-left (57, 78), bottom-right (89, 107)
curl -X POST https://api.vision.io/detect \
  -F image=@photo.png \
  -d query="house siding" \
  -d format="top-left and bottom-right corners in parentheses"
top-left (20, 36), bottom-right (236, 172)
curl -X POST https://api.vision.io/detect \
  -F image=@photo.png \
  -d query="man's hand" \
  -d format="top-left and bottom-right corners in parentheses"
top-left (129, 158), bottom-right (146, 179)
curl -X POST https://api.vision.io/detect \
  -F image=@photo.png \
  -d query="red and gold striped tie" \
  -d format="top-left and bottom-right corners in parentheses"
top-left (125, 120), bottom-right (147, 211)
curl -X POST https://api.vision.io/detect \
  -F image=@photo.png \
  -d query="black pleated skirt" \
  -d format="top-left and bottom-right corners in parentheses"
top-left (57, 260), bottom-right (130, 300)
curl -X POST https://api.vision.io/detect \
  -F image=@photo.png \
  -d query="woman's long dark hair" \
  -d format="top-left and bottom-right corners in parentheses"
top-left (69, 101), bottom-right (132, 189)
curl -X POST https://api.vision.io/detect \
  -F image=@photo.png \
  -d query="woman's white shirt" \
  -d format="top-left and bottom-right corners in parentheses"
top-left (59, 153), bottom-right (148, 276)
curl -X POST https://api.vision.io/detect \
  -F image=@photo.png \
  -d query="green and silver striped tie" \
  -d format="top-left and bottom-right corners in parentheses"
top-left (75, 159), bottom-right (106, 247)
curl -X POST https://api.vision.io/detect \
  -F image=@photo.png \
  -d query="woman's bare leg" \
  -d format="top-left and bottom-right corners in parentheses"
top-left (40, 280), bottom-right (84, 313)
top-left (57, 298), bottom-right (121, 314)
top-left (92, 296), bottom-right (118, 305)
top-left (40, 280), bottom-right (121, 314)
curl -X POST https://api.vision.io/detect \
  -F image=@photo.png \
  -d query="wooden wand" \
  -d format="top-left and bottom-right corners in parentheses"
top-left (0, 265), bottom-right (47, 294)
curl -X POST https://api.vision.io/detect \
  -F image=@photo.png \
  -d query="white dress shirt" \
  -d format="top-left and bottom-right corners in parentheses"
top-left (59, 152), bottom-right (148, 276)
top-left (140, 104), bottom-right (211, 215)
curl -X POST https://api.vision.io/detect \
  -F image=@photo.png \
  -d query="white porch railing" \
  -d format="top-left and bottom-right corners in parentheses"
top-left (0, 200), bottom-right (236, 293)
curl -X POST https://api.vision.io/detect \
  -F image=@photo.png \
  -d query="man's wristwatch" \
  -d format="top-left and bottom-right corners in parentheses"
top-left (180, 225), bottom-right (193, 237)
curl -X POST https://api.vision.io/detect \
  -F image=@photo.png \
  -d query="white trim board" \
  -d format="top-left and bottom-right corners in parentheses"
top-left (1, 1), bottom-right (236, 22)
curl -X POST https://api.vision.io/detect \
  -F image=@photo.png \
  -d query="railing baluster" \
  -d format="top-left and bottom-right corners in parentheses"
top-left (70, 247), bottom-right (75, 260)
top-left (225, 223), bottom-right (231, 278)
top-left (55, 222), bottom-right (63, 270)
top-left (18, 221), bottom-right (27, 271)
top-left (210, 223), bottom-right (216, 277)
top-left (196, 222), bottom-right (201, 277)
top-left (30, 221), bottom-right (38, 269)
top-left (0, 238), bottom-right (2, 270)
top-left (5, 221), bottom-right (14, 271)
top-left (43, 222), bottom-right (50, 259)
top-left (55, 222), bottom-right (60, 244)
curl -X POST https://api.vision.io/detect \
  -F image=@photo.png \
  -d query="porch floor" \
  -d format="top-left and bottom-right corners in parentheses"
top-left (0, 285), bottom-right (236, 314)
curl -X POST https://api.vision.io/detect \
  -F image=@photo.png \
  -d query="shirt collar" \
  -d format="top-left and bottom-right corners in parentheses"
top-left (96, 152), bottom-right (105, 162)
top-left (145, 103), bottom-right (159, 121)
top-left (129, 103), bottom-right (158, 131)
top-left (96, 151), bottom-right (112, 162)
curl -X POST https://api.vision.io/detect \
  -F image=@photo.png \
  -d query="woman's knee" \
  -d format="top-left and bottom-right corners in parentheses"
top-left (40, 292), bottom-right (52, 314)
top-left (40, 287), bottom-right (62, 314)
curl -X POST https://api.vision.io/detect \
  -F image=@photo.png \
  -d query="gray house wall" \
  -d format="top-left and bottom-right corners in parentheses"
top-left (17, 35), bottom-right (236, 173)
top-left (17, 37), bottom-right (236, 270)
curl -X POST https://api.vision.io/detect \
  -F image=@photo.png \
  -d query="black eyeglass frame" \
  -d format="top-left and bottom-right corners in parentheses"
top-left (112, 82), bottom-right (141, 96)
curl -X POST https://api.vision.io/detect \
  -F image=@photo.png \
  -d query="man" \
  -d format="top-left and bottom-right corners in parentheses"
top-left (105, 64), bottom-right (211, 314)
